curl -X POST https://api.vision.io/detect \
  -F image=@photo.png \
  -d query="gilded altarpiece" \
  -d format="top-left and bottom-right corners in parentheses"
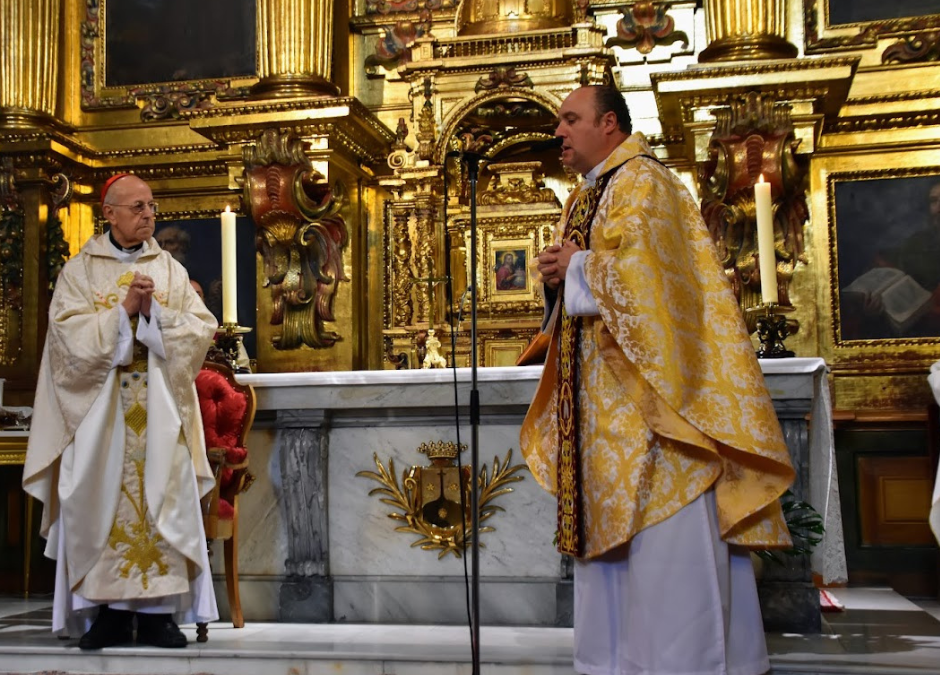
top-left (449, 161), bottom-right (562, 367)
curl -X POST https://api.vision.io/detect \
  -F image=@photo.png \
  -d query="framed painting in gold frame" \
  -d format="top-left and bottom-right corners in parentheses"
top-left (489, 238), bottom-right (534, 301)
top-left (813, 153), bottom-right (940, 410)
top-left (828, 168), bottom-right (940, 347)
top-left (452, 213), bottom-right (554, 316)
top-left (81, 0), bottom-right (258, 112)
top-left (804, 0), bottom-right (940, 54)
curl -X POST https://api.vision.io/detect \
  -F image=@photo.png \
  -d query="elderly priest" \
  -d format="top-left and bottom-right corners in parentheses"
top-left (23, 173), bottom-right (219, 649)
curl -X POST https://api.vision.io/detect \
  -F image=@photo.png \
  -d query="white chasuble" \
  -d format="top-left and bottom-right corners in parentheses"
top-left (23, 234), bottom-right (218, 630)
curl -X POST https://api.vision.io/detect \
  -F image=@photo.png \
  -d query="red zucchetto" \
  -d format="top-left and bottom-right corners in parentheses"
top-left (100, 173), bottom-right (132, 203)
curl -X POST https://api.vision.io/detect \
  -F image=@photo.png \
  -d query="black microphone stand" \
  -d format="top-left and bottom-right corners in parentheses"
top-left (453, 149), bottom-right (485, 675)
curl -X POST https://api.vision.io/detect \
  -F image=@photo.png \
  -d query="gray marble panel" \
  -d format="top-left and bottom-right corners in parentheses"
top-left (330, 423), bottom-right (560, 579)
top-left (209, 427), bottom-right (289, 577)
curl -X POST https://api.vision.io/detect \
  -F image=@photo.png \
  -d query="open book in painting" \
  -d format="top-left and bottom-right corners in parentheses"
top-left (843, 267), bottom-right (933, 335)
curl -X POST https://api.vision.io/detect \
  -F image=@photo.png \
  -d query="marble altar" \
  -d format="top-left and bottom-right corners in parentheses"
top-left (226, 359), bottom-right (841, 632)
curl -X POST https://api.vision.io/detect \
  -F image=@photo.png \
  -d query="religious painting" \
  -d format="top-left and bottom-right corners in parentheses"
top-left (493, 248), bottom-right (529, 294)
top-left (829, 170), bottom-right (940, 344)
top-left (152, 218), bottom-right (258, 359)
top-left (83, 0), bottom-right (258, 110)
top-left (805, 0), bottom-right (940, 54)
top-left (485, 237), bottom-right (537, 304)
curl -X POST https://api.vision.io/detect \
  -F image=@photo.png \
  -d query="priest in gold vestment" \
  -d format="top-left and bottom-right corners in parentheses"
top-left (523, 86), bottom-right (795, 675)
top-left (23, 174), bottom-right (219, 649)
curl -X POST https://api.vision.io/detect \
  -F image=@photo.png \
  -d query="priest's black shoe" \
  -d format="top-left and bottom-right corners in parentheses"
top-left (78, 606), bottom-right (134, 650)
top-left (135, 613), bottom-right (188, 648)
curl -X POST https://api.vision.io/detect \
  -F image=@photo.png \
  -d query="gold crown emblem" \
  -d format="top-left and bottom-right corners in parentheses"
top-left (417, 441), bottom-right (466, 460)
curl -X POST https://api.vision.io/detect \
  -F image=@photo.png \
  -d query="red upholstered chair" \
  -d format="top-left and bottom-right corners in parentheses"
top-left (195, 360), bottom-right (256, 641)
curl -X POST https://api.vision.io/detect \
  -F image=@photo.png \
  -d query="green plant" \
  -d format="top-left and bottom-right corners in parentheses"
top-left (756, 489), bottom-right (825, 566)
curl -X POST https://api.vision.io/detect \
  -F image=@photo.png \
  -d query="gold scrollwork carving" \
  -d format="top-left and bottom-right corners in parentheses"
top-left (479, 162), bottom-right (558, 206)
top-left (474, 68), bottom-right (534, 93)
top-left (606, 1), bottom-right (690, 55)
top-left (243, 129), bottom-right (350, 350)
top-left (139, 90), bottom-right (214, 122)
top-left (882, 31), bottom-right (940, 65)
top-left (46, 173), bottom-right (72, 290)
top-left (357, 443), bottom-right (526, 558)
top-left (0, 157), bottom-right (24, 311)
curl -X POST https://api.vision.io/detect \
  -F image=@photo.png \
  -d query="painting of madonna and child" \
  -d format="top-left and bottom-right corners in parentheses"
top-left (836, 175), bottom-right (940, 342)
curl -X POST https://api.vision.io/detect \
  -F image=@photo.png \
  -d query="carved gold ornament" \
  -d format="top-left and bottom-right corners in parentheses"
top-left (357, 442), bottom-right (526, 558)
top-left (243, 129), bottom-right (349, 350)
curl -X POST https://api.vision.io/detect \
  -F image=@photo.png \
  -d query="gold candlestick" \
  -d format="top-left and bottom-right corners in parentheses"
top-left (216, 323), bottom-right (252, 373)
top-left (749, 303), bottom-right (794, 359)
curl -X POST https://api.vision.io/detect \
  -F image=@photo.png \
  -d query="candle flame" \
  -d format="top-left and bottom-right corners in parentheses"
top-left (225, 205), bottom-right (231, 213)
top-left (758, 174), bottom-right (765, 184)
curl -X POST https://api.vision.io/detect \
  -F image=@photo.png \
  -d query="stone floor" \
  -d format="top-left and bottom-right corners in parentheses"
top-left (0, 588), bottom-right (938, 674)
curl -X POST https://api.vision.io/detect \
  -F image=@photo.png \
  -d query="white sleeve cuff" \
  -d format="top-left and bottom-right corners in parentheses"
top-left (112, 306), bottom-right (134, 367)
top-left (563, 250), bottom-right (600, 316)
top-left (136, 303), bottom-right (166, 360)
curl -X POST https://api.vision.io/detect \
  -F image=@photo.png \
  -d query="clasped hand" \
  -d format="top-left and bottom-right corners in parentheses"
top-left (123, 272), bottom-right (155, 318)
top-left (537, 240), bottom-right (581, 290)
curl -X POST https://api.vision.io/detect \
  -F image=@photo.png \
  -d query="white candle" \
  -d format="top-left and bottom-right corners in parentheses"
top-left (754, 175), bottom-right (778, 305)
top-left (221, 206), bottom-right (237, 325)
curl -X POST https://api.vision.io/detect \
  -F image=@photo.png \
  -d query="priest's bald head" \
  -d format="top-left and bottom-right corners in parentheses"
top-left (100, 174), bottom-right (158, 249)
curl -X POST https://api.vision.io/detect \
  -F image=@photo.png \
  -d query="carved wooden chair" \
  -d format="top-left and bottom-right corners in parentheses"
top-left (195, 360), bottom-right (256, 641)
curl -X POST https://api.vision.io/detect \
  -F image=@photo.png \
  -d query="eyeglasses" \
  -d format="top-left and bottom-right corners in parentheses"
top-left (107, 201), bottom-right (159, 215)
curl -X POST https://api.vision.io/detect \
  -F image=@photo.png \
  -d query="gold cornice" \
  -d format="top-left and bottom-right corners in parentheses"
top-left (0, 126), bottom-right (223, 164)
top-left (653, 57), bottom-right (859, 122)
top-left (351, 10), bottom-right (459, 30)
top-left (185, 97), bottom-right (395, 163)
top-left (824, 112), bottom-right (940, 135)
top-left (846, 89), bottom-right (940, 105)
top-left (652, 57), bottom-right (859, 159)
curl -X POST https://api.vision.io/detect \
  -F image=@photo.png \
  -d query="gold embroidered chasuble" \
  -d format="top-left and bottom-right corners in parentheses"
top-left (521, 134), bottom-right (795, 559)
top-left (24, 234), bottom-right (218, 598)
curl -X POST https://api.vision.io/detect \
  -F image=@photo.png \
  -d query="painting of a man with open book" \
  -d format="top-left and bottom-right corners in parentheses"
top-left (838, 178), bottom-right (940, 341)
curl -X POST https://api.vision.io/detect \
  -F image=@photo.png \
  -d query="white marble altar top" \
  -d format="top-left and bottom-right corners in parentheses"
top-left (238, 358), bottom-right (826, 388)
top-left (238, 357), bottom-right (828, 414)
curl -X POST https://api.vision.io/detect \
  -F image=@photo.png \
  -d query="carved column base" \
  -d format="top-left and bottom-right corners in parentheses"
top-left (0, 107), bottom-right (61, 131)
top-left (250, 74), bottom-right (340, 99)
top-left (279, 576), bottom-right (333, 622)
top-left (698, 34), bottom-right (798, 63)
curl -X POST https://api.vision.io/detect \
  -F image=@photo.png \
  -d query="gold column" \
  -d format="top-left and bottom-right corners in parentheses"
top-left (699, 0), bottom-right (797, 62)
top-left (252, 0), bottom-right (340, 98)
top-left (0, 0), bottom-right (60, 125)
top-left (391, 207), bottom-right (414, 327)
top-left (413, 198), bottom-right (437, 325)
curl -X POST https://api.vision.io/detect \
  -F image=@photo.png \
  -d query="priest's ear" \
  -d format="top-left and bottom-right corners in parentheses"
top-left (102, 203), bottom-right (117, 225)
